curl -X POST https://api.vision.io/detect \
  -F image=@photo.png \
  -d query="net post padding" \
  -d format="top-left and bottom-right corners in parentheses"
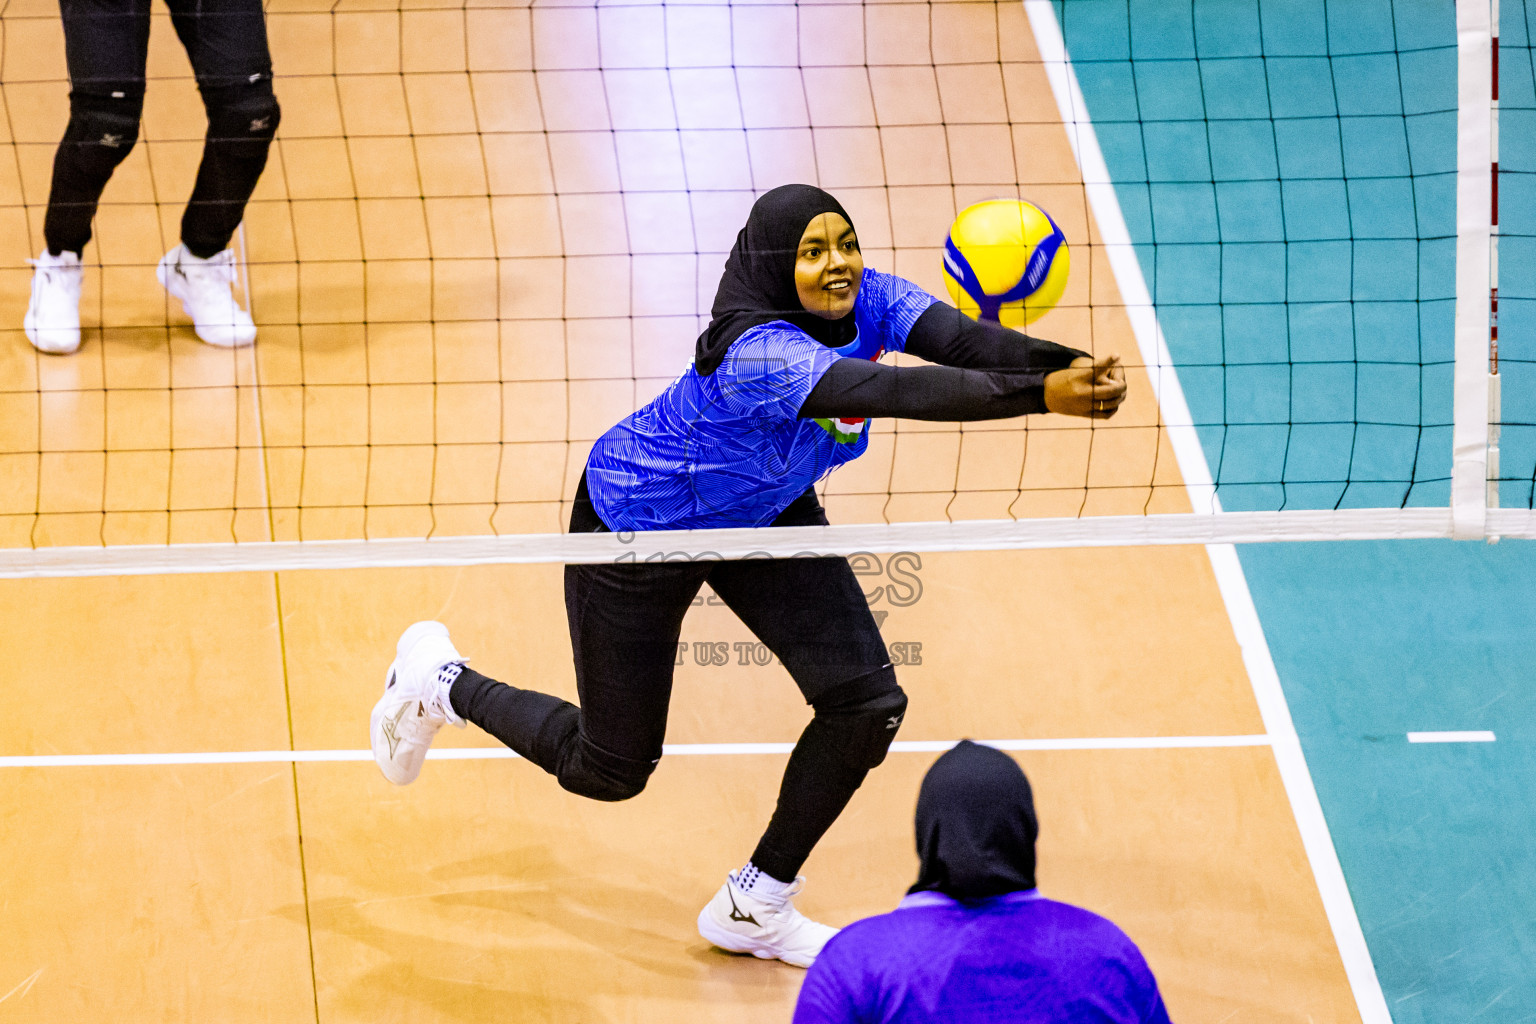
top-left (1453, 0), bottom-right (1495, 539)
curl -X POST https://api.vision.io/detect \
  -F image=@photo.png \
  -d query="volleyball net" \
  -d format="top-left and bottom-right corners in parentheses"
top-left (0, 0), bottom-right (1524, 574)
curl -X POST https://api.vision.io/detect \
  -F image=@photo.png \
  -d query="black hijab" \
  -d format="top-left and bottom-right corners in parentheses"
top-left (909, 740), bottom-right (1039, 901)
top-left (694, 184), bottom-right (859, 376)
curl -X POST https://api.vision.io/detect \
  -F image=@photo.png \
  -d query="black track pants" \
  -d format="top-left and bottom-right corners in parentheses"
top-left (450, 477), bottom-right (901, 882)
top-left (44, 0), bottom-right (277, 257)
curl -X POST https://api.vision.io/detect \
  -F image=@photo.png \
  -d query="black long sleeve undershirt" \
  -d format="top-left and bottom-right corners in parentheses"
top-left (798, 302), bottom-right (1090, 422)
top-left (798, 359), bottom-right (1050, 421)
top-left (903, 301), bottom-right (1088, 372)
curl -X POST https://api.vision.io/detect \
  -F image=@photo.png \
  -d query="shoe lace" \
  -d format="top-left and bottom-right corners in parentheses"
top-left (423, 691), bottom-right (454, 723)
top-left (429, 661), bottom-right (466, 725)
top-left (28, 257), bottom-right (83, 296)
top-left (180, 250), bottom-right (238, 299)
top-left (738, 876), bottom-right (805, 921)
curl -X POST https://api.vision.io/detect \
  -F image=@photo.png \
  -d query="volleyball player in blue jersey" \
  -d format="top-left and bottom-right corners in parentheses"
top-left (369, 185), bottom-right (1126, 967)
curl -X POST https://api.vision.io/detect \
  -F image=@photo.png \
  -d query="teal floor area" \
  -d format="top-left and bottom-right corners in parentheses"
top-left (1056, 1), bottom-right (1535, 1019)
top-left (1239, 540), bottom-right (1536, 1022)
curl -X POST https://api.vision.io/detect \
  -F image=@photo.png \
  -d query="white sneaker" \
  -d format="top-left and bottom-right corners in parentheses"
top-left (156, 243), bottom-right (256, 348)
top-left (696, 871), bottom-right (839, 968)
top-left (370, 621), bottom-right (467, 786)
top-left (24, 250), bottom-right (83, 354)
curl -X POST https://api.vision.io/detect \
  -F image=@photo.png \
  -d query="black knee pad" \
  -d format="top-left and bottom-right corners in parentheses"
top-left (62, 91), bottom-right (143, 172)
top-left (204, 79), bottom-right (281, 144)
top-left (811, 683), bottom-right (909, 772)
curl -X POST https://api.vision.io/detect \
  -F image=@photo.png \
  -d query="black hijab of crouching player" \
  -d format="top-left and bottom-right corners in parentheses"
top-left (910, 740), bottom-right (1038, 900)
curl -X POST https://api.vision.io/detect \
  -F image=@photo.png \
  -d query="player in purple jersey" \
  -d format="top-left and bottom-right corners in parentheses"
top-left (368, 185), bottom-right (1127, 967)
top-left (795, 741), bottom-right (1173, 1024)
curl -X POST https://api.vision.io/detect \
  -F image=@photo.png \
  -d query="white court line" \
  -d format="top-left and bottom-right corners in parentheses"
top-left (1407, 731), bottom-right (1496, 743)
top-left (1024, 4), bottom-right (1394, 1022)
top-left (0, 735), bottom-right (1272, 769)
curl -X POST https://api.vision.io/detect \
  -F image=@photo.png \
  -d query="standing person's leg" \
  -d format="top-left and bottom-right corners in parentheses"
top-left (27, 0), bottom-right (151, 353)
top-left (157, 0), bottom-right (279, 346)
top-left (696, 489), bottom-right (906, 966)
top-left (43, 0), bottom-right (150, 256)
top-left (166, 0), bottom-right (278, 258)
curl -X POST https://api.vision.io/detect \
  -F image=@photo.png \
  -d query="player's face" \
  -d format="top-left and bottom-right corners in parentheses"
top-left (794, 212), bottom-right (863, 320)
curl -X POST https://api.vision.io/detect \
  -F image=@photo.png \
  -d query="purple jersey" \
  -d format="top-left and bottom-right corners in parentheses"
top-left (794, 891), bottom-right (1173, 1024)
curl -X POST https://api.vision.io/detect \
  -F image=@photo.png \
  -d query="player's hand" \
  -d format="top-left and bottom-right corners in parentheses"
top-left (1043, 355), bottom-right (1126, 418)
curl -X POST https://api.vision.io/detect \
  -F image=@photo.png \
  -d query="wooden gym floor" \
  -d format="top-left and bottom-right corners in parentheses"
top-left (1, 1), bottom-right (1364, 1020)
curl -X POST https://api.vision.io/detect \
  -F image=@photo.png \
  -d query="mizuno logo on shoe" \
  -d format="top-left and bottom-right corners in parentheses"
top-left (381, 701), bottom-right (410, 759)
top-left (886, 712), bottom-right (904, 730)
top-left (727, 891), bottom-right (759, 927)
top-left (249, 117), bottom-right (271, 132)
top-left (100, 133), bottom-right (123, 148)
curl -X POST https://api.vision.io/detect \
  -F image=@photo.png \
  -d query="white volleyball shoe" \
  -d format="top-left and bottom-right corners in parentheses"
top-left (156, 243), bottom-right (257, 348)
top-left (370, 621), bottom-right (467, 786)
top-left (696, 870), bottom-right (839, 968)
top-left (24, 250), bottom-right (84, 354)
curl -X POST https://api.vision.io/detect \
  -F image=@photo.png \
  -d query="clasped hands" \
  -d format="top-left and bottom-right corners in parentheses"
top-left (1043, 355), bottom-right (1127, 419)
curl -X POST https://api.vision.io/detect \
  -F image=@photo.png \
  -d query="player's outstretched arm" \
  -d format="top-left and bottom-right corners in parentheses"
top-left (798, 354), bottom-right (1123, 423)
top-left (903, 301), bottom-right (1086, 372)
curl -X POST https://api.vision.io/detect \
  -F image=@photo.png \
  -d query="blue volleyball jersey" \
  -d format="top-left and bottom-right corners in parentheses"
top-left (585, 268), bottom-right (937, 531)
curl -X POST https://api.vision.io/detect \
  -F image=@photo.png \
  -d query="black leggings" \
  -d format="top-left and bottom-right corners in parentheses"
top-left (45, 0), bottom-right (280, 258)
top-left (450, 476), bottom-right (907, 882)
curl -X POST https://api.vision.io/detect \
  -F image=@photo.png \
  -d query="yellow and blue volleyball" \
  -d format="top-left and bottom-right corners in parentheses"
top-left (941, 200), bottom-right (1070, 327)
